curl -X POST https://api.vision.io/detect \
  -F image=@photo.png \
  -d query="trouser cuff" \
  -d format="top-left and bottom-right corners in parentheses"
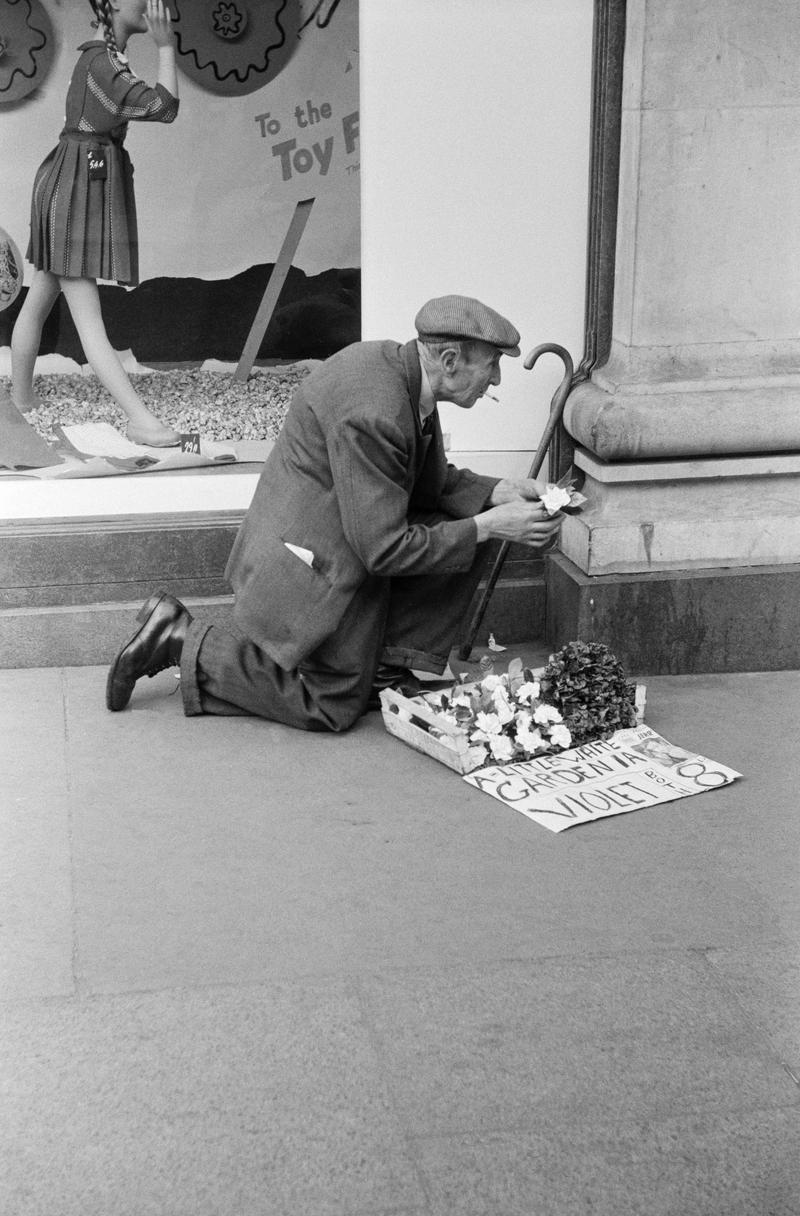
top-left (180, 621), bottom-right (213, 716)
top-left (380, 645), bottom-right (450, 675)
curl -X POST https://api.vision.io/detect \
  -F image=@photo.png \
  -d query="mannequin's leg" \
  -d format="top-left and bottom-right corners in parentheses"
top-left (59, 276), bottom-right (180, 447)
top-left (10, 269), bottom-right (60, 411)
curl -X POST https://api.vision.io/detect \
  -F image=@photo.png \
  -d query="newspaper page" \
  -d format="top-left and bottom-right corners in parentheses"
top-left (462, 724), bottom-right (742, 832)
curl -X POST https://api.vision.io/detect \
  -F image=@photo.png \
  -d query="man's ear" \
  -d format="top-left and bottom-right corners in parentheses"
top-left (439, 346), bottom-right (460, 375)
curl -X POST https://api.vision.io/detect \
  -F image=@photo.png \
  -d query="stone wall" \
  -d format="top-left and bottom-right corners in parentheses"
top-left (550, 0), bottom-right (800, 672)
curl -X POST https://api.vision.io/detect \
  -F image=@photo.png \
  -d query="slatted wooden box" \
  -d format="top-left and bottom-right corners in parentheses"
top-left (380, 683), bottom-right (647, 775)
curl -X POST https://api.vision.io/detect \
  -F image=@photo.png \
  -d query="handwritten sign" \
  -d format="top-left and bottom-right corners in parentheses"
top-left (462, 724), bottom-right (741, 832)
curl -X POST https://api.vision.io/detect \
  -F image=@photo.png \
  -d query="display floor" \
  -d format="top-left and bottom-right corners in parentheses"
top-left (0, 357), bottom-right (302, 481)
top-left (2, 650), bottom-right (798, 1215)
top-left (0, 355), bottom-right (535, 508)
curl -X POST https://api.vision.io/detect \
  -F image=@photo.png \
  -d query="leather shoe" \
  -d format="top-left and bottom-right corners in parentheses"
top-left (106, 592), bottom-right (192, 711)
top-left (367, 663), bottom-right (422, 710)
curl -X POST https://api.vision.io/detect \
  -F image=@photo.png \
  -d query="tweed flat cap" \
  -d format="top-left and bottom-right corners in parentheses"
top-left (415, 295), bottom-right (521, 356)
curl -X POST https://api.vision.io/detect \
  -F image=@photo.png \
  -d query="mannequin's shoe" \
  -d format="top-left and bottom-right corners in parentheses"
top-left (106, 592), bottom-right (192, 711)
top-left (10, 392), bottom-right (45, 414)
top-left (126, 423), bottom-right (181, 448)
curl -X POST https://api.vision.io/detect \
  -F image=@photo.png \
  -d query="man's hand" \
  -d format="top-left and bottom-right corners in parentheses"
top-left (474, 499), bottom-right (563, 547)
top-left (489, 477), bottom-right (548, 505)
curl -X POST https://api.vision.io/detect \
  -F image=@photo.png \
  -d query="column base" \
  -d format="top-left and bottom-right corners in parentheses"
top-left (561, 448), bottom-right (800, 575)
top-left (545, 550), bottom-right (800, 674)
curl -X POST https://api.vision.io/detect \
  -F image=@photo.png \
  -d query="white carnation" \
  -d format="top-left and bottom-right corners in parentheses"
top-left (549, 723), bottom-right (572, 750)
top-left (492, 687), bottom-right (515, 725)
top-left (475, 711), bottom-right (502, 735)
top-left (540, 484), bottom-right (572, 515)
top-left (489, 734), bottom-right (515, 762)
top-left (516, 680), bottom-right (541, 704)
top-left (516, 726), bottom-right (546, 755)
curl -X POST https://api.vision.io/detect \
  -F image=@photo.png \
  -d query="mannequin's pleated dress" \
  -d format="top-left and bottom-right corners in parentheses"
top-left (27, 40), bottom-right (179, 287)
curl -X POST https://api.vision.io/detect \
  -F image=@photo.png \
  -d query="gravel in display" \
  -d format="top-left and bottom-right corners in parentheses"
top-left (0, 365), bottom-right (310, 443)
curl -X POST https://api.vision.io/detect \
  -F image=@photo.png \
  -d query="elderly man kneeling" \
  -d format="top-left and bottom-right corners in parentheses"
top-left (106, 295), bottom-right (563, 731)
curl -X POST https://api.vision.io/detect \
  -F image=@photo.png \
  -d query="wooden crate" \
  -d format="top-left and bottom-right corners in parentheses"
top-left (380, 683), bottom-right (648, 774)
top-left (379, 688), bottom-right (487, 773)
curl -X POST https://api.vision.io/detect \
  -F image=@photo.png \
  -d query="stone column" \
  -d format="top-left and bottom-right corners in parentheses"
top-left (547, 0), bottom-right (800, 672)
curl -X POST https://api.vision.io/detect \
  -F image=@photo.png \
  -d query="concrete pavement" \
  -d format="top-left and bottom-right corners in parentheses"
top-left (1, 648), bottom-right (799, 1215)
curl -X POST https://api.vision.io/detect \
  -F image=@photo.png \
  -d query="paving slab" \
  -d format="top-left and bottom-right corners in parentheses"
top-left (1, 660), bottom-right (799, 1216)
top-left (0, 980), bottom-right (425, 1216)
top-left (0, 668), bottom-right (74, 999)
top-left (413, 1108), bottom-right (800, 1216)
top-left (704, 943), bottom-right (800, 1073)
top-left (41, 666), bottom-right (798, 995)
top-left (354, 953), bottom-right (796, 1136)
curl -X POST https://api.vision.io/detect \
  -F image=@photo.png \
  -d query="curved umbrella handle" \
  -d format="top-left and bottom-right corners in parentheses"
top-left (521, 343), bottom-right (575, 482)
top-left (456, 343), bottom-right (575, 661)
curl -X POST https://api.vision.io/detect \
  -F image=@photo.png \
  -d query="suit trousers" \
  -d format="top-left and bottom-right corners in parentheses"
top-left (180, 542), bottom-right (491, 733)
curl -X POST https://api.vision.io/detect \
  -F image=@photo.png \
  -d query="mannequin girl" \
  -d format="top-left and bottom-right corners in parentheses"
top-left (11, 0), bottom-right (181, 446)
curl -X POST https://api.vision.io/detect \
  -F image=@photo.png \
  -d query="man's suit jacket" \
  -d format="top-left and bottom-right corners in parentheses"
top-left (225, 339), bottom-right (499, 670)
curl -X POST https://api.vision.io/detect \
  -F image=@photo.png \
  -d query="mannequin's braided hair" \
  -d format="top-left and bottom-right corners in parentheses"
top-left (88, 0), bottom-right (121, 57)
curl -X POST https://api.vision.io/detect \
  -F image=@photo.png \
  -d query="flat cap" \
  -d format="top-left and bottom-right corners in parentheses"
top-left (415, 295), bottom-right (521, 356)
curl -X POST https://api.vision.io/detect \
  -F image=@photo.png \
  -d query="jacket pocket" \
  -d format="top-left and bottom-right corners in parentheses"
top-left (233, 536), bottom-right (345, 669)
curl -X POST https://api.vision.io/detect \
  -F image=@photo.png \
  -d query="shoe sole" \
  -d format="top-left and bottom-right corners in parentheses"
top-left (105, 592), bottom-right (167, 712)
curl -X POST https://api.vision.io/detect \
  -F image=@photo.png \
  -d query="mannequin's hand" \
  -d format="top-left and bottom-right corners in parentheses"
top-left (145, 0), bottom-right (174, 48)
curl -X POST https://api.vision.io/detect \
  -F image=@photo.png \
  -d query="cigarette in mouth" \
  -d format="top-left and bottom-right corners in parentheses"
top-left (485, 393), bottom-right (500, 402)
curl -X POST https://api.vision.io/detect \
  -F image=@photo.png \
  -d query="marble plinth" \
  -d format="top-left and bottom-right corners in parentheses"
top-left (561, 449), bottom-right (800, 576)
top-left (545, 551), bottom-right (800, 675)
top-left (564, 375), bottom-right (800, 463)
